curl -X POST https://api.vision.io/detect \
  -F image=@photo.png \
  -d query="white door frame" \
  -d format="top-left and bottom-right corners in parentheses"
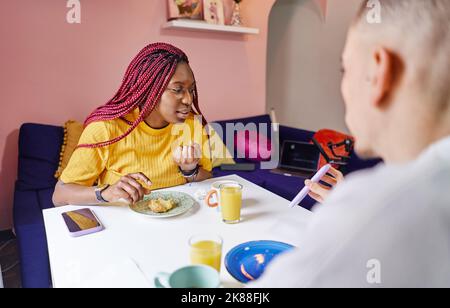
top-left (0, 264), bottom-right (4, 288)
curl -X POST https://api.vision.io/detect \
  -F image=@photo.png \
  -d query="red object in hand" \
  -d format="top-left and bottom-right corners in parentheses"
top-left (312, 129), bottom-right (354, 170)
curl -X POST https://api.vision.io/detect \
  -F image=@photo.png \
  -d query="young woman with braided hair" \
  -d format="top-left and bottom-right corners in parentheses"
top-left (53, 43), bottom-right (228, 206)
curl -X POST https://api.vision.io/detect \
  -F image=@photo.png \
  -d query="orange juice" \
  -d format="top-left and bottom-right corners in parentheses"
top-left (220, 185), bottom-right (242, 224)
top-left (190, 240), bottom-right (222, 272)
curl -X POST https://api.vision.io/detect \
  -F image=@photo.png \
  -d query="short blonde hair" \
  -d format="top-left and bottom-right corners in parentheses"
top-left (354, 0), bottom-right (450, 109)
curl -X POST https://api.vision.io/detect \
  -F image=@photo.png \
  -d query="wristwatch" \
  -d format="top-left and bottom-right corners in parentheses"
top-left (95, 184), bottom-right (110, 203)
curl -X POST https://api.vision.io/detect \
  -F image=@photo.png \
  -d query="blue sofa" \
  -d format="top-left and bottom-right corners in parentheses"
top-left (14, 124), bottom-right (64, 288)
top-left (13, 115), bottom-right (380, 288)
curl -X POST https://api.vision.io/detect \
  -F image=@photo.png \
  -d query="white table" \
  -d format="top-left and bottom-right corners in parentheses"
top-left (43, 175), bottom-right (313, 288)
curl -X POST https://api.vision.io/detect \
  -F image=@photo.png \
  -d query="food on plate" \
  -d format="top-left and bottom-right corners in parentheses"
top-left (146, 198), bottom-right (177, 213)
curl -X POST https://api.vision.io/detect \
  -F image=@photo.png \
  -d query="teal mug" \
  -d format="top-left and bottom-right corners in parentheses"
top-left (154, 265), bottom-right (220, 288)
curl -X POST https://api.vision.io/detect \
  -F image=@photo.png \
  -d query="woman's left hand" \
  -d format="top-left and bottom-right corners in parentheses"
top-left (173, 142), bottom-right (201, 172)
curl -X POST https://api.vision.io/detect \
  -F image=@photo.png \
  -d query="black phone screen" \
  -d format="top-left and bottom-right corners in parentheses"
top-left (280, 141), bottom-right (320, 172)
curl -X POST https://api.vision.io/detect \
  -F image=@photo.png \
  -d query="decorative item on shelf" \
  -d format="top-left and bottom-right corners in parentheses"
top-left (222, 0), bottom-right (235, 25)
top-left (315, 0), bottom-right (328, 21)
top-left (167, 0), bottom-right (204, 21)
top-left (230, 0), bottom-right (243, 26)
top-left (203, 0), bottom-right (225, 25)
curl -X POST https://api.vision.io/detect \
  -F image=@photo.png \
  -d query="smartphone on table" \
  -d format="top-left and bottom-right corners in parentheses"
top-left (62, 208), bottom-right (104, 237)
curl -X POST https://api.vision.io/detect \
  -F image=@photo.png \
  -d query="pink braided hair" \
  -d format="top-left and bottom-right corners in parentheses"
top-left (78, 42), bottom-right (205, 148)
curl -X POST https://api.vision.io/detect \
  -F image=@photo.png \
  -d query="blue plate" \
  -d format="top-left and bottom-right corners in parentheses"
top-left (225, 240), bottom-right (295, 283)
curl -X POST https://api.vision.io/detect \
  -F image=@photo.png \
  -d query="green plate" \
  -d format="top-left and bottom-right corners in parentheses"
top-left (129, 191), bottom-right (195, 218)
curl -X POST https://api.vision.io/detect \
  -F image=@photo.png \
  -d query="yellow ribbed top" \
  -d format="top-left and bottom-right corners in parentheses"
top-left (60, 109), bottom-right (233, 190)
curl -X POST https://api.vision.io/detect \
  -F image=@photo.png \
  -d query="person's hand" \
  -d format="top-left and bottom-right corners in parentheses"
top-left (173, 142), bottom-right (201, 172)
top-left (102, 173), bottom-right (152, 204)
top-left (305, 166), bottom-right (344, 203)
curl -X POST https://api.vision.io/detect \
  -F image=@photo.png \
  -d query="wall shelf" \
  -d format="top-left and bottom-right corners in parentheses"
top-left (163, 20), bottom-right (260, 35)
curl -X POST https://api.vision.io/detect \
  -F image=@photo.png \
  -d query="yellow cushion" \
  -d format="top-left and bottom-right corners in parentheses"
top-left (54, 120), bottom-right (84, 179)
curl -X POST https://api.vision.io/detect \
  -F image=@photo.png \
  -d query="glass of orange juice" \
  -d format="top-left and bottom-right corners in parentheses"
top-left (220, 183), bottom-right (243, 224)
top-left (189, 234), bottom-right (223, 272)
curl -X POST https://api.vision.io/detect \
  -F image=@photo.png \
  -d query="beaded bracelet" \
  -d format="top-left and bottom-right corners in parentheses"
top-left (179, 165), bottom-right (200, 179)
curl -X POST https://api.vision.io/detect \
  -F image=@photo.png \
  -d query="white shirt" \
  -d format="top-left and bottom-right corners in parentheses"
top-left (250, 136), bottom-right (450, 288)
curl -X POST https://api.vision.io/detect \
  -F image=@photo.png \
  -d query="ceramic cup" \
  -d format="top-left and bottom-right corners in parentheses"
top-left (154, 265), bottom-right (220, 288)
top-left (205, 180), bottom-right (240, 210)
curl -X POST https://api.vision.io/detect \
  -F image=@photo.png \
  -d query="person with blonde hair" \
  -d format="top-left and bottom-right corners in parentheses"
top-left (252, 0), bottom-right (450, 287)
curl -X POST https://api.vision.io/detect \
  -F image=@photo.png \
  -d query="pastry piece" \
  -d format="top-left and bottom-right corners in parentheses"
top-left (147, 198), bottom-right (176, 213)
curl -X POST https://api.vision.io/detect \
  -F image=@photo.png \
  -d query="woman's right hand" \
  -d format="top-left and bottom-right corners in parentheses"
top-left (102, 173), bottom-right (152, 204)
top-left (305, 166), bottom-right (344, 203)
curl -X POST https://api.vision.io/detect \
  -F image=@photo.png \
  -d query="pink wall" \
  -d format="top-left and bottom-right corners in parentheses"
top-left (0, 0), bottom-right (276, 230)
